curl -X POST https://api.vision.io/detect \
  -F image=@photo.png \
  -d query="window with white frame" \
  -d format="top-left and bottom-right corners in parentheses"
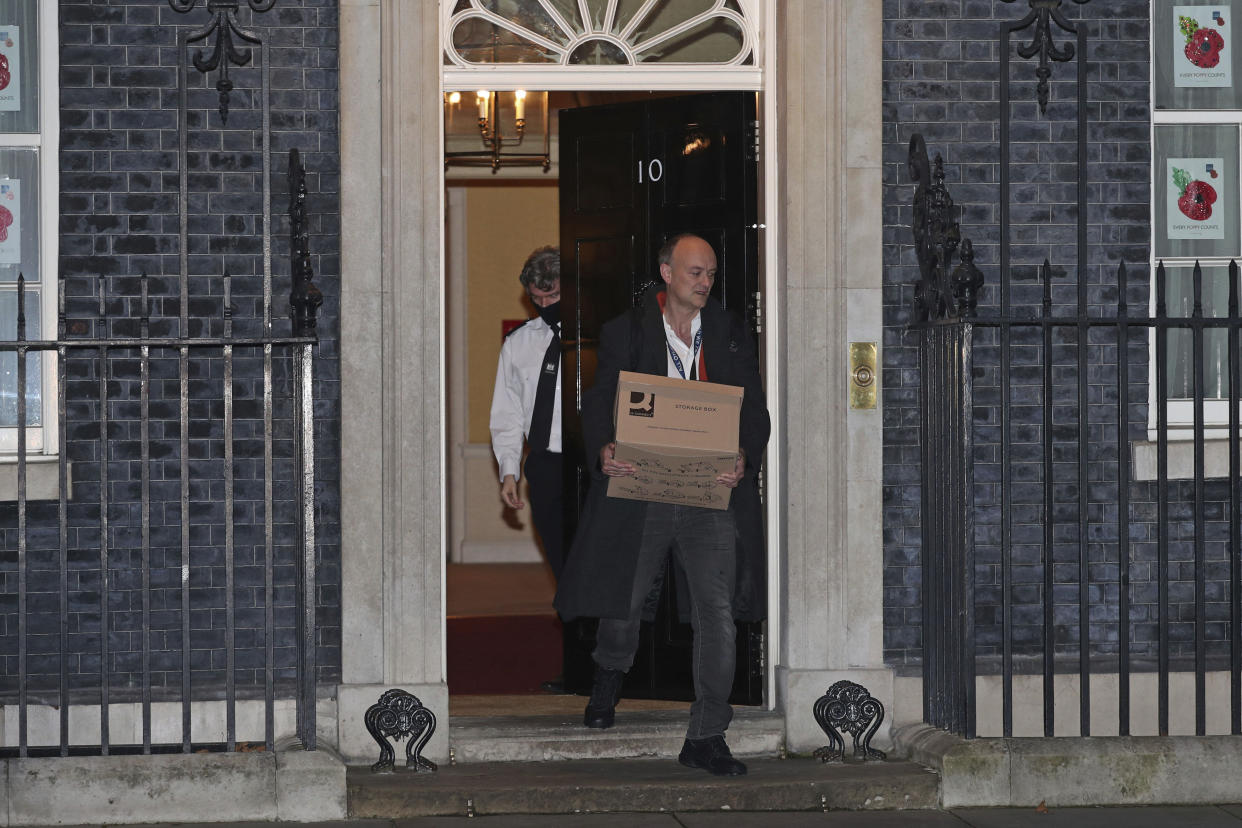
top-left (1151, 0), bottom-right (1242, 434)
top-left (0, 0), bottom-right (56, 454)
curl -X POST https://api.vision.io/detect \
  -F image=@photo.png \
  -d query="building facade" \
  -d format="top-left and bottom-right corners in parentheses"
top-left (9, 0), bottom-right (1234, 813)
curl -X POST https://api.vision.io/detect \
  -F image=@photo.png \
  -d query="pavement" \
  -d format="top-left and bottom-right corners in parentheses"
top-left (21, 810), bottom-right (1242, 826)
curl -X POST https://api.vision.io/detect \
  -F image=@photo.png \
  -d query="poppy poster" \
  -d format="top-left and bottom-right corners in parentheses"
top-left (1175, 6), bottom-right (1232, 87)
top-left (1167, 158), bottom-right (1227, 240)
top-left (0, 179), bottom-right (18, 265)
top-left (0, 27), bottom-right (18, 112)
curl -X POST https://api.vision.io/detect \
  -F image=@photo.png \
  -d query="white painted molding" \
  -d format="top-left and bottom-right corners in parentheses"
top-left (443, 66), bottom-right (761, 91)
top-left (447, 187), bottom-right (469, 565)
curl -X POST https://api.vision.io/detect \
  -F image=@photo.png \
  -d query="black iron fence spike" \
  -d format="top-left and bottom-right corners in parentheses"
top-left (1041, 259), bottom-right (1052, 315)
top-left (1157, 261), bottom-right (1168, 318)
top-left (1117, 261), bottom-right (1128, 315)
top-left (16, 273), bottom-right (25, 342)
top-left (58, 270), bottom-right (66, 339)
top-left (288, 147), bottom-right (323, 337)
top-left (1231, 260), bottom-right (1239, 318)
top-left (139, 273), bottom-right (150, 338)
top-left (1193, 261), bottom-right (1204, 318)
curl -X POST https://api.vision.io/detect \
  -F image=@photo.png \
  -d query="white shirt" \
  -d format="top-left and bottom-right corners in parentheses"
top-left (489, 315), bottom-right (562, 481)
top-left (663, 311), bottom-right (703, 380)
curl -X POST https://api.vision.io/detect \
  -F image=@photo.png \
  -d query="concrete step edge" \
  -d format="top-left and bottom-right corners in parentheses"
top-left (347, 758), bottom-right (941, 818)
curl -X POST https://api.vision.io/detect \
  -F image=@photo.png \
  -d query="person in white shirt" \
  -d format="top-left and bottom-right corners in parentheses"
top-left (489, 246), bottom-right (565, 579)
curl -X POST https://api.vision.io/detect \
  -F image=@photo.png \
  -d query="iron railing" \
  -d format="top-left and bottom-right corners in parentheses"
top-left (913, 0), bottom-right (1242, 738)
top-left (1, 149), bottom-right (319, 756)
top-left (0, 0), bottom-right (322, 756)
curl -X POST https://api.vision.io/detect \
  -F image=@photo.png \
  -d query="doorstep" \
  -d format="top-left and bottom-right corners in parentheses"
top-left (448, 707), bottom-right (785, 762)
top-left (347, 755), bottom-right (940, 817)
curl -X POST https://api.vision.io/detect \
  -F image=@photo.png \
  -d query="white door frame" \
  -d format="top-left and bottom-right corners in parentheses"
top-left (337, 1), bottom-right (891, 765)
top-left (438, 1), bottom-right (783, 707)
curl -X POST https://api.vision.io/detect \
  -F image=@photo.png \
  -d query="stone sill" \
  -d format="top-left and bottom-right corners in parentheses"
top-left (0, 456), bottom-right (68, 501)
top-left (1134, 438), bottom-right (1242, 481)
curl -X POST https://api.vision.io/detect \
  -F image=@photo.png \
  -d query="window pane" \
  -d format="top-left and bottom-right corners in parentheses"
top-left (1155, 125), bottom-right (1240, 259)
top-left (451, 18), bottom-right (561, 63)
top-left (1164, 265), bottom-right (1233, 399)
top-left (0, 287), bottom-right (41, 427)
top-left (0, 148), bottom-right (38, 285)
top-left (0, 0), bottom-right (39, 134)
top-left (637, 17), bottom-right (747, 63)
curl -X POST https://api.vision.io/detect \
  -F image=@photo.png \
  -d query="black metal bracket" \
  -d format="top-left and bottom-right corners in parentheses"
top-left (168, 0), bottom-right (277, 124)
top-left (999, 0), bottom-right (1091, 115)
top-left (812, 680), bottom-right (886, 763)
top-left (364, 689), bottom-right (438, 773)
top-left (909, 135), bottom-right (984, 323)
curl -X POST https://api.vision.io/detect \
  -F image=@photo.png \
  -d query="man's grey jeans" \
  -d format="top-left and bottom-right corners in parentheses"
top-left (592, 502), bottom-right (737, 740)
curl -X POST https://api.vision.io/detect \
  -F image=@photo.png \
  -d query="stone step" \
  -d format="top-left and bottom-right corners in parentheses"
top-left (347, 756), bottom-right (941, 818)
top-left (447, 708), bottom-right (785, 763)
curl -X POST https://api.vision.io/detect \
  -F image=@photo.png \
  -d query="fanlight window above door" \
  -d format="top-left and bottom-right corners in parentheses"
top-left (445, 0), bottom-right (757, 66)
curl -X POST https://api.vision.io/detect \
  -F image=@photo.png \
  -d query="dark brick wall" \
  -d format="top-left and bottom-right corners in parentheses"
top-left (0, 0), bottom-right (340, 698)
top-left (883, 1), bottom-right (1158, 670)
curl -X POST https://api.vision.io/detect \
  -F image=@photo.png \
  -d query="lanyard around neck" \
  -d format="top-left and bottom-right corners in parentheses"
top-left (667, 326), bottom-right (703, 380)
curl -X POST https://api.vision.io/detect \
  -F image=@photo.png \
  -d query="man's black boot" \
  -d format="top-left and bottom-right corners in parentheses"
top-left (583, 666), bottom-right (624, 729)
top-left (678, 735), bottom-right (747, 776)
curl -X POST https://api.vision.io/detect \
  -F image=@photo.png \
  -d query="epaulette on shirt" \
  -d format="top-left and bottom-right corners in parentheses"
top-left (505, 318), bottom-right (536, 338)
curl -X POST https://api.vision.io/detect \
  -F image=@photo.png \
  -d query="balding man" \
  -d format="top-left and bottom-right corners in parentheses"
top-left (555, 234), bottom-right (770, 776)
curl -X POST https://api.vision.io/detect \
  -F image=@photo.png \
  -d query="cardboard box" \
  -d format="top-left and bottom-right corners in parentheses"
top-left (607, 370), bottom-right (742, 510)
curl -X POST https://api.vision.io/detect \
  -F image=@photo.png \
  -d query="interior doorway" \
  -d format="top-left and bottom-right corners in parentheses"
top-left (444, 90), bottom-right (763, 717)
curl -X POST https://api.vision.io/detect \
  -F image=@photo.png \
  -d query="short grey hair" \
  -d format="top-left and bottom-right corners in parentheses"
top-left (519, 246), bottom-right (560, 292)
top-left (657, 233), bottom-right (705, 267)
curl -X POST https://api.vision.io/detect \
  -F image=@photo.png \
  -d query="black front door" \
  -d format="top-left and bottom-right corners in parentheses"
top-left (559, 91), bottom-right (763, 704)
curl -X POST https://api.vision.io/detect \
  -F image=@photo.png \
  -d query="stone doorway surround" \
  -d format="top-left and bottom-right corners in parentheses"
top-left (335, 0), bottom-right (889, 764)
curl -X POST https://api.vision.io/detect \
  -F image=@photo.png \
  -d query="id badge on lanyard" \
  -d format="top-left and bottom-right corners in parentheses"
top-left (668, 327), bottom-right (703, 380)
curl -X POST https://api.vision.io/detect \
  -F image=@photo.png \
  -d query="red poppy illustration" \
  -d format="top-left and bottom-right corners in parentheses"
top-left (1174, 166), bottom-right (1218, 222)
top-left (0, 55), bottom-right (9, 92)
top-left (1182, 14), bottom-right (1227, 69)
top-left (0, 204), bottom-right (12, 244)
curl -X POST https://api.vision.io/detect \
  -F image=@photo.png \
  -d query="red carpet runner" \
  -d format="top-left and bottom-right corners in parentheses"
top-left (446, 613), bottom-right (563, 694)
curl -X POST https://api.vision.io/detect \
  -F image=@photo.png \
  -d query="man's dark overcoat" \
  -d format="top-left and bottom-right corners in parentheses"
top-left (554, 282), bottom-right (770, 623)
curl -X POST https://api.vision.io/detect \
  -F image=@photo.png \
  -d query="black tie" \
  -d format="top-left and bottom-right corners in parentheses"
top-left (528, 322), bottom-right (560, 452)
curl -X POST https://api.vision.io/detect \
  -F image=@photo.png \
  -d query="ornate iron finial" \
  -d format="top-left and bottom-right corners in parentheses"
top-left (288, 148), bottom-right (322, 337)
top-left (1000, 0), bottom-right (1091, 115)
top-left (364, 689), bottom-right (438, 773)
top-left (909, 135), bottom-right (983, 322)
top-left (167, 0), bottom-right (277, 125)
top-left (812, 680), bottom-right (886, 763)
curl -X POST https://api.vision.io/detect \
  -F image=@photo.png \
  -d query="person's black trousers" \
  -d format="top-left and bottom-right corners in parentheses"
top-left (523, 449), bottom-right (565, 580)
